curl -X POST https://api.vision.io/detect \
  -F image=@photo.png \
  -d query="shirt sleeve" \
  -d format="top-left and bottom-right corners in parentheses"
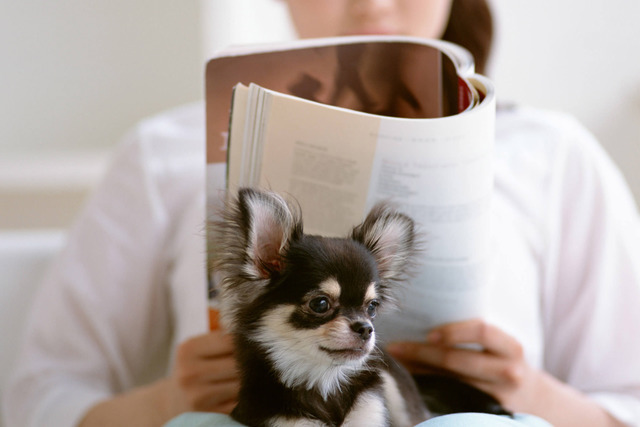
top-left (2, 128), bottom-right (178, 427)
top-left (541, 115), bottom-right (640, 425)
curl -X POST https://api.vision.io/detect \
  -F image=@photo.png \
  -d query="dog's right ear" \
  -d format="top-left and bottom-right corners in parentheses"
top-left (237, 188), bottom-right (302, 279)
top-left (211, 188), bottom-right (302, 283)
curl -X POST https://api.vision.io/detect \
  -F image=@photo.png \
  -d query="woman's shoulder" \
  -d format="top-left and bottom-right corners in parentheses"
top-left (495, 105), bottom-right (594, 150)
top-left (132, 101), bottom-right (205, 147)
top-left (493, 105), bottom-right (636, 217)
top-left (113, 101), bottom-right (206, 174)
top-left (497, 104), bottom-right (623, 173)
top-left (493, 106), bottom-right (607, 218)
top-left (494, 105), bottom-right (611, 177)
top-left (99, 102), bottom-right (208, 211)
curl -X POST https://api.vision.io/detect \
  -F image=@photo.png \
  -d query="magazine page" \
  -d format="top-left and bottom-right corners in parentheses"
top-left (225, 79), bottom-right (495, 340)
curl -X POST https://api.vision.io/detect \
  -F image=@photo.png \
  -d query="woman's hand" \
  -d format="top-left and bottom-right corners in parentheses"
top-left (386, 319), bottom-right (540, 412)
top-left (387, 319), bottom-right (624, 426)
top-left (168, 330), bottom-right (240, 415)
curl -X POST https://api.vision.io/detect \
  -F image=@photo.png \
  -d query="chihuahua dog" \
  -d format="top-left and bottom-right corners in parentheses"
top-left (209, 188), bottom-right (508, 426)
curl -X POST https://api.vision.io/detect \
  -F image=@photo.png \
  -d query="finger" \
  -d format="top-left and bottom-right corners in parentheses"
top-left (177, 354), bottom-right (239, 387)
top-left (191, 379), bottom-right (240, 412)
top-left (178, 332), bottom-right (235, 362)
top-left (186, 354), bottom-right (239, 383)
top-left (201, 331), bottom-right (235, 357)
top-left (389, 342), bottom-right (515, 384)
top-left (428, 319), bottom-right (522, 358)
top-left (388, 342), bottom-right (450, 369)
top-left (389, 353), bottom-right (448, 376)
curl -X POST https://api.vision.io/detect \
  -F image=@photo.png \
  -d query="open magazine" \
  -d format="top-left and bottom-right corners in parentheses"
top-left (205, 35), bottom-right (496, 341)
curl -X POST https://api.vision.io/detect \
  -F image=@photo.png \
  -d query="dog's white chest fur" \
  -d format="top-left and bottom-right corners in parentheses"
top-left (266, 390), bottom-right (388, 427)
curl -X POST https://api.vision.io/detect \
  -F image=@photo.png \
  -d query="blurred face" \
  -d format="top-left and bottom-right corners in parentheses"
top-left (283, 0), bottom-right (453, 39)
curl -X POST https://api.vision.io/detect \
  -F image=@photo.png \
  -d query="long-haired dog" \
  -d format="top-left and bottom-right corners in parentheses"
top-left (209, 188), bottom-right (509, 426)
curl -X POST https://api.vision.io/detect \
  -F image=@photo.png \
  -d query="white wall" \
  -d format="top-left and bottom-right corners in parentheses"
top-left (1, 0), bottom-right (203, 152)
top-left (200, 0), bottom-right (296, 58)
top-left (0, 0), bottom-right (204, 228)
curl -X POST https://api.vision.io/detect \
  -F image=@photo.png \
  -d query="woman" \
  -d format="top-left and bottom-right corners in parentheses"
top-left (4, 1), bottom-right (640, 426)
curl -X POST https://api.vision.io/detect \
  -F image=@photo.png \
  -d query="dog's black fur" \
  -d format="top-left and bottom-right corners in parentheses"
top-left (209, 188), bottom-right (509, 426)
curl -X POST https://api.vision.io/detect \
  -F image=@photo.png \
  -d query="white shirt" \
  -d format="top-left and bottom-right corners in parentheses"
top-left (4, 102), bottom-right (640, 426)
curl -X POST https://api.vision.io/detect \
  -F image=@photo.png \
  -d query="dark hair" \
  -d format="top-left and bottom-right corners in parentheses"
top-left (441, 0), bottom-right (494, 75)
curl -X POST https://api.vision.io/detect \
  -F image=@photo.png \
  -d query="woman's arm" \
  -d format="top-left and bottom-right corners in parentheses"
top-left (79, 331), bottom-right (239, 427)
top-left (3, 107), bottom-right (240, 427)
top-left (3, 132), bottom-right (173, 427)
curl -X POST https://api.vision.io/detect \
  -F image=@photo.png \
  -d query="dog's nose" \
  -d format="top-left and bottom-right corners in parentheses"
top-left (351, 321), bottom-right (373, 341)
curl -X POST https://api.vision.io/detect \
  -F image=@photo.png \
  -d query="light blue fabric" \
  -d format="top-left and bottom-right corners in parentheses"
top-left (165, 412), bottom-right (244, 427)
top-left (416, 413), bottom-right (552, 427)
top-left (164, 412), bottom-right (553, 426)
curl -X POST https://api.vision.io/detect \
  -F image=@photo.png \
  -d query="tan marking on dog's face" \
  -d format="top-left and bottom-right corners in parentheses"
top-left (318, 278), bottom-right (341, 301)
top-left (365, 282), bottom-right (378, 302)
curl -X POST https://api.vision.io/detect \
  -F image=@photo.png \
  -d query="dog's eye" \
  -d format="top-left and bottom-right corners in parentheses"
top-left (309, 296), bottom-right (331, 314)
top-left (367, 300), bottom-right (379, 318)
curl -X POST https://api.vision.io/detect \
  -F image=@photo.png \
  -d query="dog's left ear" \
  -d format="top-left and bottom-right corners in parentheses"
top-left (351, 203), bottom-right (416, 282)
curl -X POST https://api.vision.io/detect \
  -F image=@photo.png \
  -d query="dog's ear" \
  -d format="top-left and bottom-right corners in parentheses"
top-left (350, 203), bottom-right (416, 283)
top-left (237, 188), bottom-right (302, 279)
top-left (211, 188), bottom-right (302, 281)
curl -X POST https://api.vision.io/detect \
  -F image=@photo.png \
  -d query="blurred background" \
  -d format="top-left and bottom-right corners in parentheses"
top-left (1, 0), bottom-right (639, 229)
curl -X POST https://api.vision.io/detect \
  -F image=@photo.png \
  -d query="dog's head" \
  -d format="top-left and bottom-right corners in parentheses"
top-left (210, 188), bottom-right (416, 396)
